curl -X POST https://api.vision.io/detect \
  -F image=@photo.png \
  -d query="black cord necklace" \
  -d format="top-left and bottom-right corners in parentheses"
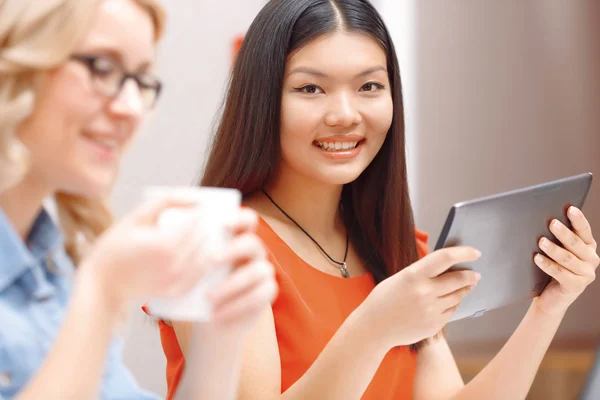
top-left (262, 189), bottom-right (350, 278)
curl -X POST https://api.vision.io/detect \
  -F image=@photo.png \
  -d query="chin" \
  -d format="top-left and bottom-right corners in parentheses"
top-left (62, 174), bottom-right (115, 200)
top-left (315, 169), bottom-right (365, 186)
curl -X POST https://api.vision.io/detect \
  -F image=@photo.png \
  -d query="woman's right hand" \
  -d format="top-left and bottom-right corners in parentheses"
top-left (77, 197), bottom-right (222, 312)
top-left (362, 247), bottom-right (482, 348)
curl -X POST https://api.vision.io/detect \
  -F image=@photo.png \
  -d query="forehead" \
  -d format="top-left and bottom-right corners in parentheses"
top-left (286, 32), bottom-right (387, 73)
top-left (75, 0), bottom-right (155, 67)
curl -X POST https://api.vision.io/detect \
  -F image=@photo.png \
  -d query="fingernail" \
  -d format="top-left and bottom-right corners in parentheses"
top-left (535, 254), bottom-right (544, 263)
top-left (474, 250), bottom-right (482, 258)
top-left (475, 272), bottom-right (482, 281)
top-left (540, 238), bottom-right (549, 248)
top-left (551, 219), bottom-right (560, 229)
top-left (569, 207), bottom-right (581, 217)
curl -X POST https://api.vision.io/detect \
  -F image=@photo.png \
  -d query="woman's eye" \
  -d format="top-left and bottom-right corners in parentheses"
top-left (297, 85), bottom-right (323, 94)
top-left (91, 58), bottom-right (117, 76)
top-left (138, 73), bottom-right (159, 88)
top-left (360, 82), bottom-right (385, 92)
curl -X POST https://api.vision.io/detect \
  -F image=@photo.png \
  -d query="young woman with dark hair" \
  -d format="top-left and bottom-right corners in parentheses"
top-left (155, 1), bottom-right (599, 398)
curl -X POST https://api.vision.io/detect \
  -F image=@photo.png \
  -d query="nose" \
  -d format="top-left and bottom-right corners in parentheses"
top-left (324, 92), bottom-right (362, 127)
top-left (108, 78), bottom-right (145, 122)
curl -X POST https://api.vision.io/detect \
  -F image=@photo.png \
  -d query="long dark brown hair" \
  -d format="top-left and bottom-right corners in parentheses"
top-left (201, 0), bottom-right (422, 346)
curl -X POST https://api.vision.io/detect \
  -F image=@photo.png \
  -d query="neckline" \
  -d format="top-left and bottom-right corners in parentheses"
top-left (257, 215), bottom-right (372, 282)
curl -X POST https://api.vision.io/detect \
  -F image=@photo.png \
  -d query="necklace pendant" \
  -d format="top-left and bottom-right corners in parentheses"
top-left (340, 262), bottom-right (350, 278)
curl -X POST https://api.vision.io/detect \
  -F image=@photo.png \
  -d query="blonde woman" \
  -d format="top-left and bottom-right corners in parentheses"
top-left (0, 0), bottom-right (277, 399)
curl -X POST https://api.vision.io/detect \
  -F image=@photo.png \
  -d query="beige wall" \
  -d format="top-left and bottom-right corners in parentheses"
top-left (411, 1), bottom-right (600, 347)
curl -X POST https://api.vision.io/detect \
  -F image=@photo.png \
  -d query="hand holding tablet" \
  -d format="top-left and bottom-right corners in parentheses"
top-left (435, 173), bottom-right (594, 321)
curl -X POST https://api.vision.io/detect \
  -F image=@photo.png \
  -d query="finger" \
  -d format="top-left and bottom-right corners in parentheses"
top-left (169, 216), bottom-right (204, 255)
top-left (129, 197), bottom-right (195, 225)
top-left (439, 284), bottom-right (475, 312)
top-left (538, 237), bottom-right (585, 275)
top-left (207, 260), bottom-right (275, 307)
top-left (417, 247), bottom-right (482, 278)
top-left (226, 208), bottom-right (259, 235)
top-left (224, 232), bottom-right (268, 267)
top-left (161, 257), bottom-right (212, 299)
top-left (166, 218), bottom-right (216, 285)
top-left (213, 280), bottom-right (279, 324)
top-left (534, 253), bottom-right (582, 291)
top-left (549, 219), bottom-right (595, 262)
top-left (433, 269), bottom-right (480, 296)
top-left (567, 207), bottom-right (596, 249)
top-left (137, 216), bottom-right (207, 299)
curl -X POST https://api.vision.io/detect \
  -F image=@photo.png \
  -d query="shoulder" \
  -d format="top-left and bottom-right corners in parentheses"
top-left (243, 196), bottom-right (288, 261)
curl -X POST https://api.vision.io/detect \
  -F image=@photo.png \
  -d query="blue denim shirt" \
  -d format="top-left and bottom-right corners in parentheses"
top-left (0, 208), bottom-right (159, 399)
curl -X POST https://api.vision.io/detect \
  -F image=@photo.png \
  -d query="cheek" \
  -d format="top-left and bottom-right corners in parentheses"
top-left (27, 69), bottom-right (98, 143)
top-left (280, 95), bottom-right (322, 145)
top-left (18, 70), bottom-right (102, 177)
top-left (365, 95), bottom-right (393, 141)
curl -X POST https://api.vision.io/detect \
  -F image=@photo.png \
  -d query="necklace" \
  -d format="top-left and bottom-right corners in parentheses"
top-left (262, 190), bottom-right (350, 278)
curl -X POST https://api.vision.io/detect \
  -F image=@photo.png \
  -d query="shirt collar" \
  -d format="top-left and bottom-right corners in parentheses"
top-left (0, 207), bottom-right (63, 293)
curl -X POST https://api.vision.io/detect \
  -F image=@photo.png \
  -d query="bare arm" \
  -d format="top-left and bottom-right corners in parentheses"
top-left (413, 299), bottom-right (564, 400)
top-left (169, 244), bottom-right (480, 398)
top-left (172, 216), bottom-right (279, 400)
top-left (16, 270), bottom-right (122, 400)
top-left (173, 322), bottom-right (248, 400)
top-left (172, 310), bottom-right (279, 400)
top-left (232, 247), bottom-right (481, 399)
top-left (174, 304), bottom-right (391, 400)
top-left (279, 306), bottom-right (391, 400)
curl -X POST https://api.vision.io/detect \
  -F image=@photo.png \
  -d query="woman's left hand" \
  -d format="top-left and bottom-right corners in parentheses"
top-left (534, 206), bottom-right (599, 316)
top-left (206, 209), bottom-right (278, 332)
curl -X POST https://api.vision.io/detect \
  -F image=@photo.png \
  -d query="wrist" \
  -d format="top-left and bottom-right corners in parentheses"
top-left (531, 297), bottom-right (568, 321)
top-left (349, 302), bottom-right (395, 354)
top-left (75, 263), bottom-right (126, 326)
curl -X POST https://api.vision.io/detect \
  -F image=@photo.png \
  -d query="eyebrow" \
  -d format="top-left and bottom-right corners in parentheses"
top-left (287, 66), bottom-right (387, 79)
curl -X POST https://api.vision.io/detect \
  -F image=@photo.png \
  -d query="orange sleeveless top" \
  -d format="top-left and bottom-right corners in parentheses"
top-left (153, 218), bottom-right (430, 399)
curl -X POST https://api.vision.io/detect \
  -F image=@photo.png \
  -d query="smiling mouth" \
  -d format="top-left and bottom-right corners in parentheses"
top-left (314, 140), bottom-right (364, 152)
top-left (85, 136), bottom-right (118, 149)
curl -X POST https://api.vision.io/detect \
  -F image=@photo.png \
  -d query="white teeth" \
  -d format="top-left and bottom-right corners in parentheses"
top-left (315, 141), bottom-right (360, 151)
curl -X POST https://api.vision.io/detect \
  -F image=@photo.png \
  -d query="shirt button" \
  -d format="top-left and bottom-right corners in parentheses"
top-left (0, 371), bottom-right (11, 387)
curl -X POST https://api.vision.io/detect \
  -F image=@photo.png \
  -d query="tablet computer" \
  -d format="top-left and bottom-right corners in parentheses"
top-left (434, 172), bottom-right (593, 322)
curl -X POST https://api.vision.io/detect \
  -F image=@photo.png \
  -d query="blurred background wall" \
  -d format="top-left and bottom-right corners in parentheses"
top-left (406, 0), bottom-right (600, 349)
top-left (110, 1), bottom-right (600, 397)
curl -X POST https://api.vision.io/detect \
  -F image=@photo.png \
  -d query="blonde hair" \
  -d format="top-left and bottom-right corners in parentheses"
top-left (0, 0), bottom-right (166, 263)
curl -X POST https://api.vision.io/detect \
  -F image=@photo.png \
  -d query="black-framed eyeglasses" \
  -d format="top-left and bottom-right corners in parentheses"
top-left (69, 54), bottom-right (162, 110)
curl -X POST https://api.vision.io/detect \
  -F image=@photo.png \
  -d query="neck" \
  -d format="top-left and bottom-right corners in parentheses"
top-left (264, 164), bottom-right (344, 237)
top-left (0, 174), bottom-right (51, 239)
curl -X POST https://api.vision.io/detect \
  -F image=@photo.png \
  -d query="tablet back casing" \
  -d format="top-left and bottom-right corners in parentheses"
top-left (435, 173), bottom-right (593, 322)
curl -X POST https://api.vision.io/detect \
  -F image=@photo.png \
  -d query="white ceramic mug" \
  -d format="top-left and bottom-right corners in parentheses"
top-left (144, 186), bottom-right (242, 321)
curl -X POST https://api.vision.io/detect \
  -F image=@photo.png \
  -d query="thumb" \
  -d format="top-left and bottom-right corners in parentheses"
top-left (416, 246), bottom-right (481, 278)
